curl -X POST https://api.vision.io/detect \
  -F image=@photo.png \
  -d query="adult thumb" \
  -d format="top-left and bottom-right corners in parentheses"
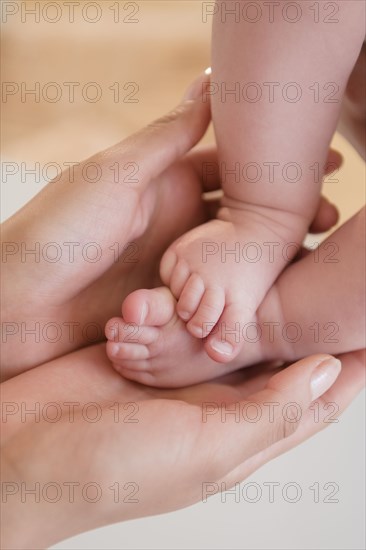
top-left (203, 354), bottom-right (341, 476)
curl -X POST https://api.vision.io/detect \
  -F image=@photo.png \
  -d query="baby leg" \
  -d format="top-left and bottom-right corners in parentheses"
top-left (259, 206), bottom-right (366, 361)
top-left (106, 208), bottom-right (365, 387)
top-left (160, 1), bottom-right (365, 362)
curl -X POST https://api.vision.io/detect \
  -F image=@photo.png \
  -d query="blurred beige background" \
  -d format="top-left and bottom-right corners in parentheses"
top-left (1, 0), bottom-right (365, 224)
top-left (2, 1), bottom-right (210, 162)
top-left (1, 2), bottom-right (365, 550)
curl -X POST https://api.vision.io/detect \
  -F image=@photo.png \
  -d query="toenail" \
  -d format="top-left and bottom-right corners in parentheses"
top-left (189, 324), bottom-right (204, 338)
top-left (179, 310), bottom-right (190, 320)
top-left (210, 340), bottom-right (233, 356)
top-left (139, 302), bottom-right (148, 325)
top-left (110, 343), bottom-right (121, 356)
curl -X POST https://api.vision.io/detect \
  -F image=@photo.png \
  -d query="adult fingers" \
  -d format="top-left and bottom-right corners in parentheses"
top-left (221, 349), bottom-right (365, 486)
top-left (99, 71), bottom-right (211, 192)
top-left (309, 196), bottom-right (339, 234)
top-left (201, 354), bottom-right (341, 479)
top-left (325, 149), bottom-right (343, 175)
top-left (308, 149), bottom-right (342, 233)
top-left (188, 146), bottom-right (220, 193)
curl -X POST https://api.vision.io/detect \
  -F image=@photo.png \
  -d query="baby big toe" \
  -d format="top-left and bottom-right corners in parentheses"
top-left (122, 288), bottom-right (176, 327)
top-left (186, 287), bottom-right (225, 338)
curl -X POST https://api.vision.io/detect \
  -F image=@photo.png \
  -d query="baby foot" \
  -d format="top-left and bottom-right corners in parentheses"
top-left (105, 287), bottom-right (270, 388)
top-left (159, 215), bottom-right (296, 363)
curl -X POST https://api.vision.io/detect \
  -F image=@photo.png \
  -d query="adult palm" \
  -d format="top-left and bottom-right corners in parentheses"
top-left (2, 344), bottom-right (364, 549)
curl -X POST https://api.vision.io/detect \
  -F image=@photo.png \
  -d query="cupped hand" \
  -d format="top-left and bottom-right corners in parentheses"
top-left (1, 345), bottom-right (364, 549)
top-left (1, 74), bottom-right (213, 377)
top-left (1, 71), bottom-right (341, 380)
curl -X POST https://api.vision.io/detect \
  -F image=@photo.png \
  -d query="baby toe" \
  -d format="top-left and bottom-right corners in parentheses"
top-left (122, 287), bottom-right (176, 326)
top-left (169, 259), bottom-right (191, 299)
top-left (177, 273), bottom-right (205, 321)
top-left (187, 287), bottom-right (225, 338)
top-left (205, 303), bottom-right (244, 362)
top-left (105, 317), bottom-right (159, 346)
top-left (160, 248), bottom-right (178, 286)
top-left (107, 341), bottom-right (151, 362)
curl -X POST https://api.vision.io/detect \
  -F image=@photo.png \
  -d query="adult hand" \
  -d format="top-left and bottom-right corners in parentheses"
top-left (1, 72), bottom-right (340, 380)
top-left (1, 73), bottom-right (212, 377)
top-left (2, 345), bottom-right (364, 550)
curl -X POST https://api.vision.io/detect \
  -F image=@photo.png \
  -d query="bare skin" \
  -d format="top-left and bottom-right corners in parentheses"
top-left (106, 39), bottom-right (366, 389)
top-left (1, 77), bottom-right (214, 379)
top-left (338, 41), bottom-right (366, 159)
top-left (1, 73), bottom-right (340, 382)
top-left (156, 1), bottom-right (365, 362)
top-left (1, 71), bottom-right (365, 550)
top-left (105, 206), bottom-right (365, 388)
top-left (2, 346), bottom-right (365, 549)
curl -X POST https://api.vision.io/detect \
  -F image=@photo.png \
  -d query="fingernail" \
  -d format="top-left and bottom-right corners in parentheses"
top-left (182, 68), bottom-right (211, 101)
top-left (210, 339), bottom-right (233, 356)
top-left (139, 302), bottom-right (148, 325)
top-left (310, 357), bottom-right (341, 400)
